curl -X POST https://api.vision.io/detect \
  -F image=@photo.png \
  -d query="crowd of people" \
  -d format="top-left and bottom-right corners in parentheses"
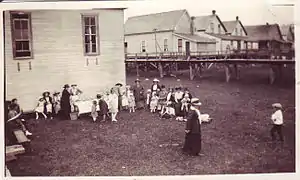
top-left (5, 78), bottom-right (285, 156)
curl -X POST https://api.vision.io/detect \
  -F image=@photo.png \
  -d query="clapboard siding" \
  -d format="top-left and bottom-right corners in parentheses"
top-left (5, 9), bottom-right (125, 112)
top-left (174, 11), bottom-right (191, 34)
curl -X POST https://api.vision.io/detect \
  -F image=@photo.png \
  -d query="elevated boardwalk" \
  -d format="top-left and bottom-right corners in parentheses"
top-left (125, 51), bottom-right (295, 84)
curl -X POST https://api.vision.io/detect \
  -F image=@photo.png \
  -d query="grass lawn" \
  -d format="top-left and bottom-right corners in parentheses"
top-left (7, 65), bottom-right (295, 176)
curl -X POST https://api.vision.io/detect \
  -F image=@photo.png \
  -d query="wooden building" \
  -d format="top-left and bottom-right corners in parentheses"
top-left (4, 9), bottom-right (126, 112)
top-left (193, 10), bottom-right (258, 53)
top-left (245, 23), bottom-right (288, 57)
top-left (124, 9), bottom-right (216, 55)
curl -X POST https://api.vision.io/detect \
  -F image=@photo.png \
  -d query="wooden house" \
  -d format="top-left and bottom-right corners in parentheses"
top-left (245, 23), bottom-right (287, 57)
top-left (124, 9), bottom-right (216, 55)
top-left (280, 24), bottom-right (295, 52)
top-left (4, 9), bottom-right (126, 112)
top-left (193, 10), bottom-right (258, 53)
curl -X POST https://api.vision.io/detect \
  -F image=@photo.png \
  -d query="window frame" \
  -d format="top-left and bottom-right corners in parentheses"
top-left (10, 11), bottom-right (33, 60)
top-left (210, 22), bottom-right (214, 33)
top-left (178, 39), bottom-right (183, 52)
top-left (141, 40), bottom-right (146, 52)
top-left (81, 14), bottom-right (100, 56)
top-left (163, 39), bottom-right (168, 52)
top-left (218, 24), bottom-right (221, 34)
top-left (235, 27), bottom-right (238, 35)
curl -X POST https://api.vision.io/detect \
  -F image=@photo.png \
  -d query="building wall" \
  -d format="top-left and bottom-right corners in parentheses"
top-left (5, 9), bottom-right (125, 112)
top-left (174, 11), bottom-right (192, 34)
top-left (231, 22), bottom-right (246, 36)
top-left (125, 31), bottom-right (174, 54)
top-left (205, 16), bottom-right (226, 34)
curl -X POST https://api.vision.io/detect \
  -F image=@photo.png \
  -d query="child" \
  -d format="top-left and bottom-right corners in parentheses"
top-left (35, 97), bottom-right (47, 120)
top-left (43, 91), bottom-right (53, 119)
top-left (158, 85), bottom-right (168, 111)
top-left (122, 85), bottom-right (130, 110)
top-left (97, 94), bottom-right (109, 122)
top-left (161, 101), bottom-right (175, 119)
top-left (108, 88), bottom-right (119, 122)
top-left (8, 103), bottom-right (32, 136)
top-left (128, 89), bottom-right (136, 113)
top-left (181, 93), bottom-right (191, 119)
top-left (270, 103), bottom-right (284, 142)
top-left (150, 92), bottom-right (159, 113)
top-left (91, 100), bottom-right (98, 122)
top-left (145, 89), bottom-right (152, 110)
top-left (53, 91), bottom-right (61, 116)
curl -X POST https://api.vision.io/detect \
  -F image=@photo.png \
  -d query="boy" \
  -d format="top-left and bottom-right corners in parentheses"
top-left (270, 103), bottom-right (284, 142)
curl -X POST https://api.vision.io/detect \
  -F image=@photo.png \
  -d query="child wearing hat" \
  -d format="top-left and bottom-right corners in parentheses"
top-left (43, 91), bottom-right (53, 119)
top-left (96, 94), bottom-right (109, 121)
top-left (270, 103), bottom-right (284, 142)
top-left (35, 97), bottom-right (47, 120)
top-left (91, 100), bottom-right (98, 122)
top-left (53, 91), bottom-right (61, 116)
top-left (127, 88), bottom-right (136, 113)
top-left (145, 89), bottom-right (152, 110)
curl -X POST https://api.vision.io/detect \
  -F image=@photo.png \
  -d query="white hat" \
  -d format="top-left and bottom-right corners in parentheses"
top-left (272, 103), bottom-right (282, 109)
top-left (153, 78), bottom-right (160, 82)
top-left (191, 98), bottom-right (202, 106)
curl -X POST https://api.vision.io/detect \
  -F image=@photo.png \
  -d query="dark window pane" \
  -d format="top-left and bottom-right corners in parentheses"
top-left (16, 51), bottom-right (30, 57)
top-left (85, 35), bottom-right (90, 43)
top-left (84, 26), bottom-right (89, 34)
top-left (91, 17), bottom-right (96, 25)
top-left (22, 41), bottom-right (30, 50)
top-left (91, 35), bottom-right (96, 43)
top-left (22, 30), bottom-right (29, 39)
top-left (15, 41), bottom-right (22, 50)
top-left (92, 44), bottom-right (97, 53)
top-left (91, 26), bottom-right (96, 34)
top-left (14, 30), bottom-right (22, 39)
top-left (21, 20), bottom-right (28, 29)
top-left (85, 43), bottom-right (90, 53)
top-left (84, 17), bottom-right (90, 25)
top-left (14, 20), bottom-right (21, 29)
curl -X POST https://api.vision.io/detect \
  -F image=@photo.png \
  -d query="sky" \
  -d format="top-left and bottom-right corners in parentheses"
top-left (123, 0), bottom-right (295, 25)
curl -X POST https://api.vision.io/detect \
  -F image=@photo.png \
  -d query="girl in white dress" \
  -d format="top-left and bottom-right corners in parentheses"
top-left (127, 89), bottom-right (136, 113)
top-left (108, 88), bottom-right (119, 122)
top-left (150, 92), bottom-right (159, 113)
top-left (53, 91), bottom-right (61, 116)
top-left (121, 85), bottom-right (129, 109)
top-left (35, 97), bottom-right (47, 120)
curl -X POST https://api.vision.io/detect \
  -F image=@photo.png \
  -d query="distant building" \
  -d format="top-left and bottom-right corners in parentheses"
top-left (124, 9), bottom-right (216, 55)
top-left (4, 9), bottom-right (126, 111)
top-left (193, 10), bottom-right (258, 53)
top-left (245, 23), bottom-right (288, 57)
top-left (280, 24), bottom-right (295, 51)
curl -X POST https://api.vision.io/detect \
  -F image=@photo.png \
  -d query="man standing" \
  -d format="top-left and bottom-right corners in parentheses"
top-left (183, 98), bottom-right (203, 156)
top-left (270, 103), bottom-right (284, 142)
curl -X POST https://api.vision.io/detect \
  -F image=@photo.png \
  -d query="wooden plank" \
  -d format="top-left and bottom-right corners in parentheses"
top-left (6, 145), bottom-right (26, 156)
top-left (6, 154), bottom-right (17, 162)
top-left (5, 166), bottom-right (11, 177)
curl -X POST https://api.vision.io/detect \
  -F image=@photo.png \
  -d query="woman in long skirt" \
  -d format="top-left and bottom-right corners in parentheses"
top-left (60, 84), bottom-right (71, 120)
top-left (132, 79), bottom-right (145, 109)
top-left (183, 98), bottom-right (203, 156)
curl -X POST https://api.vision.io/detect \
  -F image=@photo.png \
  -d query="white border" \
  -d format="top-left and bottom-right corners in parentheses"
top-left (0, 0), bottom-right (299, 179)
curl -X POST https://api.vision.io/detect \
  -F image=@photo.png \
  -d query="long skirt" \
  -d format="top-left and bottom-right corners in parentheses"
top-left (183, 133), bottom-right (202, 156)
top-left (136, 100), bottom-right (144, 109)
top-left (174, 102), bottom-right (183, 116)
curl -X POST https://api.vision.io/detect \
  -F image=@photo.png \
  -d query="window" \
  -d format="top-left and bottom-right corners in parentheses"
top-left (240, 29), bottom-right (243, 36)
top-left (82, 15), bottom-right (99, 55)
top-left (178, 39), bottom-right (183, 52)
top-left (210, 22), bottom-right (214, 33)
top-left (141, 41), bottom-right (146, 52)
top-left (235, 28), bottom-right (238, 35)
top-left (218, 24), bottom-right (221, 34)
top-left (10, 12), bottom-right (33, 59)
top-left (163, 39), bottom-right (168, 52)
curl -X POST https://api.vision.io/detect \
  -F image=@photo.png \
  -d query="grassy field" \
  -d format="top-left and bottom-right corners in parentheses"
top-left (7, 65), bottom-right (295, 176)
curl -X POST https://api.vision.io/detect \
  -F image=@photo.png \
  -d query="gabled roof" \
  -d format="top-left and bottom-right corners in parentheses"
top-left (174, 33), bottom-right (216, 43)
top-left (125, 9), bottom-right (187, 35)
top-left (222, 20), bottom-right (248, 36)
top-left (194, 14), bottom-right (227, 32)
top-left (280, 24), bottom-right (294, 42)
top-left (244, 24), bottom-right (284, 42)
top-left (206, 33), bottom-right (251, 41)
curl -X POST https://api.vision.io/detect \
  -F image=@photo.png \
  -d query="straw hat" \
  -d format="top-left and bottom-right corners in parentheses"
top-left (272, 103), bottom-right (282, 109)
top-left (153, 78), bottom-right (160, 82)
top-left (191, 98), bottom-right (202, 106)
top-left (135, 78), bottom-right (141, 82)
top-left (71, 84), bottom-right (77, 87)
top-left (43, 91), bottom-right (50, 96)
top-left (63, 84), bottom-right (70, 88)
top-left (115, 83), bottom-right (123, 86)
top-left (53, 91), bottom-right (60, 95)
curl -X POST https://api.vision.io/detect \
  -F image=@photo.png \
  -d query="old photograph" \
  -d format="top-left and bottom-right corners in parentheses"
top-left (2, 0), bottom-right (296, 177)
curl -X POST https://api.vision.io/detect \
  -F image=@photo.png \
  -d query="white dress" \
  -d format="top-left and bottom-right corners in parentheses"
top-left (44, 97), bottom-right (53, 113)
top-left (122, 90), bottom-right (129, 107)
top-left (108, 93), bottom-right (119, 113)
top-left (35, 101), bottom-right (44, 113)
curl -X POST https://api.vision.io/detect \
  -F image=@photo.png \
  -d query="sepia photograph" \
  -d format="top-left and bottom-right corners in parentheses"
top-left (1, 0), bottom-right (297, 178)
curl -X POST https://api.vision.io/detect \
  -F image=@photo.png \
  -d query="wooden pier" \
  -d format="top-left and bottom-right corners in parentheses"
top-left (125, 50), bottom-right (295, 84)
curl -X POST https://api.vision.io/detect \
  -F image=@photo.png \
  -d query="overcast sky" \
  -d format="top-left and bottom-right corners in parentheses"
top-left (123, 0), bottom-right (295, 25)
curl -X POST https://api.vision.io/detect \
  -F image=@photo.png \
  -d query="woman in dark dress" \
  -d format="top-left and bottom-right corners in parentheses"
top-left (183, 98), bottom-right (203, 156)
top-left (174, 87), bottom-right (184, 117)
top-left (60, 84), bottom-right (71, 120)
top-left (132, 79), bottom-right (145, 109)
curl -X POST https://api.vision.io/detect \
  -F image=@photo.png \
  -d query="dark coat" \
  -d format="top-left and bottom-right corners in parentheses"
top-left (151, 84), bottom-right (161, 92)
top-left (185, 108), bottom-right (201, 134)
top-left (60, 89), bottom-right (71, 115)
top-left (182, 92), bottom-right (192, 102)
top-left (43, 96), bottom-right (53, 114)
